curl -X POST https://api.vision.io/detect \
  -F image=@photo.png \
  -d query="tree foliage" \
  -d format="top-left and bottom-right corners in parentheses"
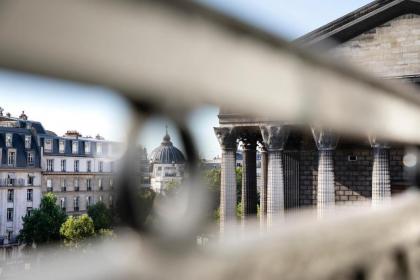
top-left (137, 188), bottom-right (157, 228)
top-left (163, 180), bottom-right (181, 196)
top-left (60, 214), bottom-right (95, 247)
top-left (87, 202), bottom-right (112, 231)
top-left (18, 193), bottom-right (67, 246)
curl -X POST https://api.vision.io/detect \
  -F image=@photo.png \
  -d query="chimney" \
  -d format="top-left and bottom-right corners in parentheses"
top-left (19, 111), bottom-right (28, 120)
top-left (64, 130), bottom-right (81, 138)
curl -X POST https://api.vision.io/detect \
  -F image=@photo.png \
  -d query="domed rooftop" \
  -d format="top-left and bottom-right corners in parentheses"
top-left (150, 129), bottom-right (186, 164)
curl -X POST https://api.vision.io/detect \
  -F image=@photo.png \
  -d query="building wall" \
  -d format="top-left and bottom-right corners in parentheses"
top-left (41, 173), bottom-right (114, 214)
top-left (333, 14), bottom-right (420, 77)
top-left (0, 170), bottom-right (41, 242)
top-left (298, 148), bottom-right (406, 208)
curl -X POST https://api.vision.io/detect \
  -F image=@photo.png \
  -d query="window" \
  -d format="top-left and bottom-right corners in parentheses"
top-left (60, 197), bottom-right (66, 210)
top-left (99, 195), bottom-right (103, 202)
top-left (59, 140), bottom-right (65, 153)
top-left (25, 135), bottom-right (31, 149)
top-left (27, 189), bottom-right (33, 201)
top-left (99, 161), bottom-right (104, 172)
top-left (27, 151), bottom-right (34, 165)
top-left (110, 162), bottom-right (115, 172)
top-left (74, 197), bottom-right (79, 211)
top-left (7, 208), bottom-right (13, 221)
top-left (86, 196), bottom-right (92, 207)
top-left (109, 195), bottom-right (113, 207)
top-left (98, 179), bottom-right (103, 190)
top-left (61, 179), bottom-right (66, 192)
top-left (5, 133), bottom-right (12, 147)
top-left (87, 161), bottom-right (92, 172)
top-left (7, 175), bottom-right (15, 186)
top-left (72, 141), bottom-right (78, 154)
top-left (61, 159), bottom-right (66, 172)
top-left (7, 231), bottom-right (12, 242)
top-left (7, 150), bottom-right (16, 166)
top-left (74, 160), bottom-right (79, 172)
top-left (27, 175), bottom-right (34, 186)
top-left (47, 179), bottom-right (52, 192)
top-left (74, 178), bottom-right (79, 191)
top-left (7, 189), bottom-right (13, 202)
top-left (87, 179), bottom-right (92, 191)
top-left (109, 178), bottom-right (113, 189)
top-left (26, 207), bottom-right (33, 217)
top-left (46, 159), bottom-right (54, 171)
top-left (85, 142), bottom-right (91, 154)
top-left (96, 142), bottom-right (102, 155)
top-left (44, 138), bottom-right (52, 152)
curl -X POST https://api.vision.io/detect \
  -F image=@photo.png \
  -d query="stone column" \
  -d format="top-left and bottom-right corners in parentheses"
top-left (312, 128), bottom-right (338, 218)
top-left (369, 138), bottom-right (391, 208)
top-left (259, 144), bottom-right (268, 231)
top-left (260, 125), bottom-right (289, 229)
top-left (214, 127), bottom-right (237, 236)
top-left (241, 136), bottom-right (258, 226)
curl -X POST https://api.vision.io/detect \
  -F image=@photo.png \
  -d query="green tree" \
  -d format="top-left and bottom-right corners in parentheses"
top-left (137, 188), bottom-right (156, 228)
top-left (163, 180), bottom-right (181, 196)
top-left (60, 214), bottom-right (95, 247)
top-left (87, 202), bottom-right (112, 231)
top-left (18, 193), bottom-right (67, 246)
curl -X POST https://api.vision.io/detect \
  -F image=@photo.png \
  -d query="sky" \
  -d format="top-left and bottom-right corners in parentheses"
top-left (0, 0), bottom-right (373, 159)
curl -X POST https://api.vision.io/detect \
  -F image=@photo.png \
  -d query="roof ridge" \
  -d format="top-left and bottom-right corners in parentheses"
top-left (295, 0), bottom-right (411, 47)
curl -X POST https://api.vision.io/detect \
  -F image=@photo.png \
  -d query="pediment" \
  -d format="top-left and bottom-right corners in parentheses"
top-left (297, 0), bottom-right (420, 48)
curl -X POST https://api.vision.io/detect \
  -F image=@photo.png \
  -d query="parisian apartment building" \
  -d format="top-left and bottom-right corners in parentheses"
top-left (0, 109), bottom-right (120, 247)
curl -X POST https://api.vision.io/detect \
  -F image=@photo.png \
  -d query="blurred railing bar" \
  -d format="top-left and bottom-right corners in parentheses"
top-left (1, 1), bottom-right (420, 143)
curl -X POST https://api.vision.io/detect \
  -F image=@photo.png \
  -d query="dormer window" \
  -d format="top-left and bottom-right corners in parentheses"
top-left (27, 151), bottom-right (34, 165)
top-left (44, 138), bottom-right (52, 152)
top-left (85, 142), bottom-right (91, 154)
top-left (72, 141), bottom-right (78, 154)
top-left (59, 140), bottom-right (65, 153)
top-left (25, 135), bottom-right (31, 149)
top-left (96, 142), bottom-right (102, 155)
top-left (5, 133), bottom-right (12, 147)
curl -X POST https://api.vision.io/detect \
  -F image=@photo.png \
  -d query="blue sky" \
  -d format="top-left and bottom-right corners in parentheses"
top-left (0, 1), bottom-right (373, 159)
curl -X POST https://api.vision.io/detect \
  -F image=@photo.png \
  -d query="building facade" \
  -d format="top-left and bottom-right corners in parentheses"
top-left (0, 111), bottom-right (42, 246)
top-left (40, 131), bottom-right (117, 215)
top-left (149, 132), bottom-right (186, 193)
top-left (215, 0), bottom-right (416, 233)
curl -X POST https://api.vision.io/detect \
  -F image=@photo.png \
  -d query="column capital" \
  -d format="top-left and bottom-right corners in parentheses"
top-left (311, 128), bottom-right (338, 151)
top-left (214, 127), bottom-right (237, 150)
top-left (260, 125), bottom-right (289, 151)
top-left (368, 136), bottom-right (390, 149)
top-left (241, 135), bottom-right (257, 151)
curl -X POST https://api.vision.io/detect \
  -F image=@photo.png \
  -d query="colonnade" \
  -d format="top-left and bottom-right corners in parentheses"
top-left (214, 126), bottom-right (391, 235)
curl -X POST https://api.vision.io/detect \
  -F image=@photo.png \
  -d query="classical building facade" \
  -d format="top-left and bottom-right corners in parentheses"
top-left (0, 108), bottom-right (121, 254)
top-left (149, 131), bottom-right (186, 193)
top-left (0, 111), bottom-right (42, 246)
top-left (40, 131), bottom-right (118, 215)
top-left (215, 0), bottom-right (415, 233)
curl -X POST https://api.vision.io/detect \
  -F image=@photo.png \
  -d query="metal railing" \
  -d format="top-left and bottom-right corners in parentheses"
top-left (0, 0), bottom-right (420, 280)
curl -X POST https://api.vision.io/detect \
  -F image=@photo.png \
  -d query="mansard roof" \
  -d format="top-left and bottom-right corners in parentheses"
top-left (296, 0), bottom-right (420, 48)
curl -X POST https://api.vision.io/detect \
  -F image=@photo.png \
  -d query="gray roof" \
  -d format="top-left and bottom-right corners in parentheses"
top-left (150, 133), bottom-right (186, 164)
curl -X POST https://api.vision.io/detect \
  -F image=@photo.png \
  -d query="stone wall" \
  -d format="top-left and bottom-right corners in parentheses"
top-left (296, 147), bottom-right (406, 208)
top-left (333, 14), bottom-right (420, 77)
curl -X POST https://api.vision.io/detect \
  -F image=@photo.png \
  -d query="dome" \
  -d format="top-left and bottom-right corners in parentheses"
top-left (150, 131), bottom-right (186, 164)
